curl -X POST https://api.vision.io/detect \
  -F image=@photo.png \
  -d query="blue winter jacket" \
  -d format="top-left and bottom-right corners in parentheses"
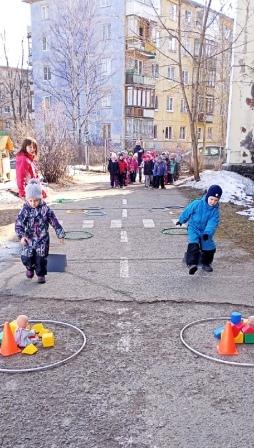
top-left (178, 196), bottom-right (220, 250)
top-left (153, 161), bottom-right (166, 176)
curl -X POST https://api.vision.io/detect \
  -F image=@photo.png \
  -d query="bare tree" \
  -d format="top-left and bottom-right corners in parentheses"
top-left (0, 32), bottom-right (33, 128)
top-left (38, 0), bottom-right (108, 150)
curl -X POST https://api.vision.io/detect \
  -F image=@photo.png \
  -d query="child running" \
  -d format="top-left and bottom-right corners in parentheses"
top-left (15, 179), bottom-right (65, 284)
top-left (176, 185), bottom-right (222, 275)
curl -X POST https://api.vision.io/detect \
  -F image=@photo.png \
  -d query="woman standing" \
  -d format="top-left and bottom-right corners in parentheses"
top-left (16, 138), bottom-right (40, 199)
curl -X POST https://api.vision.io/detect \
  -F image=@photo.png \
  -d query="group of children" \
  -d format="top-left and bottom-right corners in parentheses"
top-left (14, 139), bottom-right (222, 284)
top-left (108, 151), bottom-right (180, 189)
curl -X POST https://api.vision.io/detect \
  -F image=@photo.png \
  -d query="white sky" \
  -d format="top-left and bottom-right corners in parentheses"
top-left (0, 0), bottom-right (31, 67)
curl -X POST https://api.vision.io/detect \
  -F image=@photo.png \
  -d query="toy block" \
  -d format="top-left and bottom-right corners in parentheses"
top-left (234, 322), bottom-right (245, 331)
top-left (22, 344), bottom-right (38, 355)
top-left (9, 320), bottom-right (18, 335)
top-left (231, 324), bottom-right (240, 337)
top-left (38, 328), bottom-right (50, 337)
top-left (242, 325), bottom-right (254, 334)
top-left (42, 332), bottom-right (54, 348)
top-left (214, 326), bottom-right (224, 339)
top-left (234, 332), bottom-right (244, 344)
top-left (231, 312), bottom-right (242, 325)
top-left (244, 333), bottom-right (254, 344)
top-left (31, 323), bottom-right (45, 334)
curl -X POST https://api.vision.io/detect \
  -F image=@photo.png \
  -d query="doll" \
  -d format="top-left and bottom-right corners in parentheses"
top-left (14, 315), bottom-right (39, 348)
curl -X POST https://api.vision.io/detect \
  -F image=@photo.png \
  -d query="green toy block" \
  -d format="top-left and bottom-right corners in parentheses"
top-left (244, 333), bottom-right (254, 344)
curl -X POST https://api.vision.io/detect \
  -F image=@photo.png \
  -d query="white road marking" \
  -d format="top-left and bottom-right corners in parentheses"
top-left (110, 219), bottom-right (122, 228)
top-left (143, 219), bottom-right (155, 228)
top-left (122, 209), bottom-right (127, 218)
top-left (122, 199), bottom-right (127, 205)
top-left (120, 230), bottom-right (128, 243)
top-left (120, 257), bottom-right (129, 277)
top-left (82, 220), bottom-right (94, 228)
top-left (117, 334), bottom-right (131, 353)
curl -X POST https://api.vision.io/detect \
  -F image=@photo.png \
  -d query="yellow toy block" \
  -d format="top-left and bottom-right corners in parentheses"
top-left (234, 332), bottom-right (244, 344)
top-left (9, 320), bottom-right (18, 334)
top-left (38, 328), bottom-right (50, 337)
top-left (32, 323), bottom-right (45, 334)
top-left (42, 332), bottom-right (55, 348)
top-left (22, 344), bottom-right (38, 355)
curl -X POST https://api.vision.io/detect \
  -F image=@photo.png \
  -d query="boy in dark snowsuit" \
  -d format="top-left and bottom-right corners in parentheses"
top-left (15, 179), bottom-right (65, 283)
top-left (108, 153), bottom-right (119, 188)
top-left (176, 185), bottom-right (222, 275)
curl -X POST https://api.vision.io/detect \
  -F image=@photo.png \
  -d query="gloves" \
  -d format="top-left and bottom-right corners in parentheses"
top-left (203, 234), bottom-right (209, 241)
top-left (176, 221), bottom-right (182, 226)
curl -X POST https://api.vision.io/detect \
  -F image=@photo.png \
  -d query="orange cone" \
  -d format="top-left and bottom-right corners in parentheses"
top-left (217, 322), bottom-right (239, 355)
top-left (0, 322), bottom-right (21, 356)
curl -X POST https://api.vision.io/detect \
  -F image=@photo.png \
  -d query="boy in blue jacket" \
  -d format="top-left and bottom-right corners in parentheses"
top-left (176, 185), bottom-right (222, 275)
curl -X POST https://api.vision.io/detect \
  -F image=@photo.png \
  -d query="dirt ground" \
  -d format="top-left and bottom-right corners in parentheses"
top-left (180, 186), bottom-right (254, 257)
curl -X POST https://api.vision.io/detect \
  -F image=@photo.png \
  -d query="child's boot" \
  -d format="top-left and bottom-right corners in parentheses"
top-left (37, 276), bottom-right (46, 284)
top-left (188, 265), bottom-right (198, 275)
top-left (202, 264), bottom-right (213, 272)
top-left (26, 270), bottom-right (34, 279)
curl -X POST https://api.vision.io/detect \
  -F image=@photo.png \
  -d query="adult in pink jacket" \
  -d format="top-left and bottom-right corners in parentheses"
top-left (16, 138), bottom-right (39, 199)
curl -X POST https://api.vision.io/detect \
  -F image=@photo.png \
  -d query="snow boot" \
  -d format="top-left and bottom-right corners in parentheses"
top-left (188, 265), bottom-right (198, 275)
top-left (37, 276), bottom-right (46, 284)
top-left (26, 270), bottom-right (34, 279)
top-left (202, 264), bottom-right (213, 272)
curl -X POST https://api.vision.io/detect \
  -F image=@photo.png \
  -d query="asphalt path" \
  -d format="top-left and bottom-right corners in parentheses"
top-left (0, 177), bottom-right (254, 448)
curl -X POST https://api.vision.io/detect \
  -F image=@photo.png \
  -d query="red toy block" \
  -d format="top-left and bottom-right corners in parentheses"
top-left (231, 324), bottom-right (240, 337)
top-left (241, 325), bottom-right (254, 334)
top-left (234, 322), bottom-right (245, 331)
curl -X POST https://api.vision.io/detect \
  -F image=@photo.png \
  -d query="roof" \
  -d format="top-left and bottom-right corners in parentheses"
top-left (0, 136), bottom-right (14, 152)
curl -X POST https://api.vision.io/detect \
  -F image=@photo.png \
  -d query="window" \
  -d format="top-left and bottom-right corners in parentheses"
top-left (179, 126), bottom-right (186, 139)
top-left (101, 58), bottom-right (111, 75)
top-left (168, 37), bottom-right (177, 52)
top-left (100, 0), bottom-right (111, 7)
top-left (4, 106), bottom-right (11, 113)
top-left (180, 98), bottom-right (187, 113)
top-left (167, 66), bottom-right (175, 80)
top-left (152, 64), bottom-right (159, 78)
top-left (197, 127), bottom-right (202, 140)
top-left (156, 31), bottom-right (160, 49)
top-left (165, 126), bottom-right (173, 139)
top-left (185, 10), bottom-right (192, 24)
top-left (207, 70), bottom-right (216, 87)
top-left (207, 127), bottom-right (213, 139)
top-left (155, 95), bottom-right (158, 110)
top-left (41, 5), bottom-right (49, 20)
top-left (43, 96), bottom-right (51, 109)
top-left (135, 59), bottom-right (143, 75)
top-left (127, 87), bottom-right (133, 106)
top-left (206, 96), bottom-right (214, 114)
top-left (103, 24), bottom-right (111, 40)
top-left (153, 125), bottom-right (157, 139)
top-left (169, 3), bottom-right (177, 21)
top-left (166, 97), bottom-right (173, 112)
top-left (43, 66), bottom-right (51, 80)
top-left (194, 39), bottom-right (200, 57)
top-left (5, 121), bottom-right (11, 129)
top-left (101, 93), bottom-right (111, 108)
top-left (102, 124), bottom-right (111, 139)
top-left (205, 40), bottom-right (215, 57)
top-left (182, 70), bottom-right (189, 85)
top-left (183, 38), bottom-right (191, 55)
top-left (42, 36), bottom-right (48, 51)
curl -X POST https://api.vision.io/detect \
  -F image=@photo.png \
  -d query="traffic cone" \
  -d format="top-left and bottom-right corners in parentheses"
top-left (0, 322), bottom-right (21, 356)
top-left (217, 321), bottom-right (239, 355)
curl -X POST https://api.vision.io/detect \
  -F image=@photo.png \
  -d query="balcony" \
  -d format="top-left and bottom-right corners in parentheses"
top-left (125, 73), bottom-right (155, 86)
top-left (126, 106), bottom-right (144, 118)
top-left (126, 37), bottom-right (156, 57)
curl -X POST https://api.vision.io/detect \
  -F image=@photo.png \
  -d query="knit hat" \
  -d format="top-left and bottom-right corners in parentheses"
top-left (25, 179), bottom-right (42, 199)
top-left (206, 184), bottom-right (222, 201)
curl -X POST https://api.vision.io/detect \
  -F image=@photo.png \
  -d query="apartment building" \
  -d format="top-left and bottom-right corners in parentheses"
top-left (23, 0), bottom-right (159, 149)
top-left (154, 0), bottom-right (233, 152)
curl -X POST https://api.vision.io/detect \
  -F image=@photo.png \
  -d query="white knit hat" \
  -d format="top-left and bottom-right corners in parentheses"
top-left (25, 179), bottom-right (42, 199)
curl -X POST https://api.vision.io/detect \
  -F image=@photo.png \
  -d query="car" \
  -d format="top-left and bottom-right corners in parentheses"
top-left (198, 146), bottom-right (226, 168)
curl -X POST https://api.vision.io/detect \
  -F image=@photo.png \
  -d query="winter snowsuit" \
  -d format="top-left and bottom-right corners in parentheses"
top-left (15, 201), bottom-right (65, 277)
top-left (16, 152), bottom-right (38, 198)
top-left (178, 195), bottom-right (220, 267)
top-left (144, 159), bottom-right (154, 187)
top-left (118, 159), bottom-right (128, 187)
top-left (153, 161), bottom-right (166, 189)
top-left (108, 159), bottom-right (119, 187)
top-left (128, 157), bottom-right (138, 183)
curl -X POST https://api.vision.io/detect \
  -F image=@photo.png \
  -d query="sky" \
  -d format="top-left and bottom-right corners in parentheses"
top-left (0, 0), bottom-right (31, 67)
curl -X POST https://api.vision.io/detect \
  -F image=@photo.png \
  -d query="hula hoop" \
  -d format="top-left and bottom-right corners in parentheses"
top-left (161, 227), bottom-right (187, 235)
top-left (0, 319), bottom-right (86, 374)
top-left (54, 198), bottom-right (74, 204)
top-left (180, 317), bottom-right (254, 367)
top-left (83, 210), bottom-right (106, 216)
top-left (65, 231), bottom-right (93, 240)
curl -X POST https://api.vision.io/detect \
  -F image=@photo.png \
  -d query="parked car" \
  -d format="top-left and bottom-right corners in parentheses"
top-left (198, 146), bottom-right (226, 169)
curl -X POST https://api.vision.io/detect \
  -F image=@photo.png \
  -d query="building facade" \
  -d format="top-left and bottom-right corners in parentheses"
top-left (226, 0), bottom-right (254, 164)
top-left (154, 0), bottom-right (233, 153)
